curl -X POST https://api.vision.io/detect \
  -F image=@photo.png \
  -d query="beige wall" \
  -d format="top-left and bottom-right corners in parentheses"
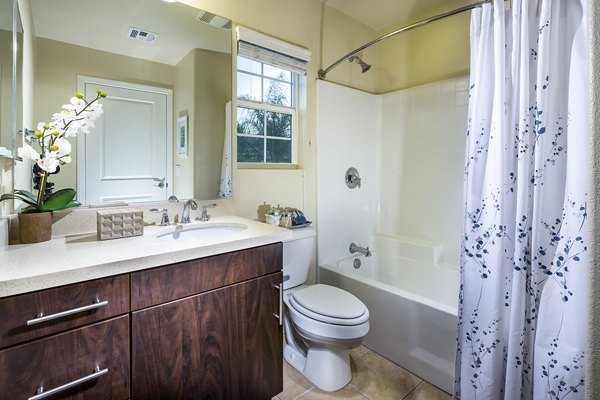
top-left (375, 0), bottom-right (472, 93)
top-left (173, 48), bottom-right (231, 200)
top-left (193, 49), bottom-right (231, 199)
top-left (173, 50), bottom-right (195, 199)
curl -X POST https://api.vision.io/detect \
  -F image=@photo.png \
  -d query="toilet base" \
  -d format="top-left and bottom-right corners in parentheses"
top-left (284, 343), bottom-right (352, 392)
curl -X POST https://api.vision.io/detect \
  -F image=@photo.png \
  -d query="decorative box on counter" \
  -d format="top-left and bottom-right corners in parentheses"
top-left (97, 208), bottom-right (144, 240)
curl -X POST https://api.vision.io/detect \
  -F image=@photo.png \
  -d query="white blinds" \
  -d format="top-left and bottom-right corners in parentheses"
top-left (236, 26), bottom-right (311, 75)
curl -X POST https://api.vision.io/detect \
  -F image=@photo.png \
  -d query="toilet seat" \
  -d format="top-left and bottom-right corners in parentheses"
top-left (289, 284), bottom-right (369, 326)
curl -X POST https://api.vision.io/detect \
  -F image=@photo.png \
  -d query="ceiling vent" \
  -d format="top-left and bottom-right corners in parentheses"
top-left (196, 10), bottom-right (231, 29)
top-left (127, 27), bottom-right (159, 44)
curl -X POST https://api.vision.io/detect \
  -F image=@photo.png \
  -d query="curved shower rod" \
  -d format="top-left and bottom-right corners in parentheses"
top-left (317, 0), bottom-right (494, 80)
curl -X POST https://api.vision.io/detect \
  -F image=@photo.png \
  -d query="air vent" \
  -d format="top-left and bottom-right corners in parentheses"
top-left (127, 27), bottom-right (159, 44)
top-left (196, 10), bottom-right (231, 29)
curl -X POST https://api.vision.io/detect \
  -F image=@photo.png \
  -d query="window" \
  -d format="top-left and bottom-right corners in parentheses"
top-left (235, 26), bottom-right (310, 165)
top-left (237, 57), bottom-right (296, 164)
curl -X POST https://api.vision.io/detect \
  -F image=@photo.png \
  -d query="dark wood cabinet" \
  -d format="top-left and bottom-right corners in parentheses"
top-left (0, 242), bottom-right (283, 400)
top-left (0, 275), bottom-right (130, 348)
top-left (0, 316), bottom-right (130, 400)
top-left (132, 244), bottom-right (283, 399)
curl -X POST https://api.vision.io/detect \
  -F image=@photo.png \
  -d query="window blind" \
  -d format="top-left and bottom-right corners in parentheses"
top-left (236, 26), bottom-right (311, 75)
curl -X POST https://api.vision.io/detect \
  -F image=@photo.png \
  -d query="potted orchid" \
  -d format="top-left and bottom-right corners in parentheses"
top-left (0, 89), bottom-right (106, 243)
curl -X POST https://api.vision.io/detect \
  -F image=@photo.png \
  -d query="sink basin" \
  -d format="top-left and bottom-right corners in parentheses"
top-left (156, 222), bottom-right (247, 241)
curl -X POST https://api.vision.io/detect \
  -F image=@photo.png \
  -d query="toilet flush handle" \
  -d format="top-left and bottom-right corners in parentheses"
top-left (273, 283), bottom-right (283, 326)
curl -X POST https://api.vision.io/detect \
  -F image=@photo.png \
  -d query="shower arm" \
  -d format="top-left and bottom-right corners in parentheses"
top-left (317, 0), bottom-right (494, 80)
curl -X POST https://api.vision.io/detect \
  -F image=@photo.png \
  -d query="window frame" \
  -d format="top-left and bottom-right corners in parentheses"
top-left (236, 56), bottom-right (298, 166)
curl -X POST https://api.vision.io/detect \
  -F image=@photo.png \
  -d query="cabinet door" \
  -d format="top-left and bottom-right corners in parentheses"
top-left (0, 316), bottom-right (130, 400)
top-left (132, 272), bottom-right (283, 399)
top-left (0, 274), bottom-right (130, 348)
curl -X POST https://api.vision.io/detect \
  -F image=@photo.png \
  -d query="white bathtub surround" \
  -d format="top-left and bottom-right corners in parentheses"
top-left (456, 1), bottom-right (589, 399)
top-left (316, 75), bottom-right (467, 393)
top-left (320, 234), bottom-right (459, 393)
top-left (316, 81), bottom-right (380, 267)
top-left (316, 77), bottom-right (468, 269)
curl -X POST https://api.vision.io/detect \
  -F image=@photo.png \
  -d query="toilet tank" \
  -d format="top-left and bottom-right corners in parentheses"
top-left (283, 227), bottom-right (316, 290)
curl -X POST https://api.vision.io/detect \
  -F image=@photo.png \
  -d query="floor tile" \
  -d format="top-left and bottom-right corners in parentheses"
top-left (349, 345), bottom-right (370, 364)
top-left (277, 360), bottom-right (315, 400)
top-left (349, 352), bottom-right (422, 400)
top-left (403, 382), bottom-right (452, 400)
top-left (296, 385), bottom-right (368, 399)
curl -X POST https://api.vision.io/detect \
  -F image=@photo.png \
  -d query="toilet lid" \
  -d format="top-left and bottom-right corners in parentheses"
top-left (290, 284), bottom-right (368, 325)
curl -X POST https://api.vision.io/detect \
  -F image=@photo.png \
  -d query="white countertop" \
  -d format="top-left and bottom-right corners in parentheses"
top-left (0, 216), bottom-right (292, 298)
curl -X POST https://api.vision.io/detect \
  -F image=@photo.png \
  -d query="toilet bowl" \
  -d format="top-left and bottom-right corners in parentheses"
top-left (282, 228), bottom-right (370, 392)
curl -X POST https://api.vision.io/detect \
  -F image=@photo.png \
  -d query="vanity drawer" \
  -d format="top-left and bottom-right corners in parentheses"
top-left (0, 274), bottom-right (130, 348)
top-left (131, 243), bottom-right (282, 310)
top-left (0, 315), bottom-right (130, 400)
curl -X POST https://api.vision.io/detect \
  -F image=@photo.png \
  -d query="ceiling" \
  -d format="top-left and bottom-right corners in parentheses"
top-left (12, 0), bottom-right (231, 65)
top-left (326, 0), bottom-right (455, 31)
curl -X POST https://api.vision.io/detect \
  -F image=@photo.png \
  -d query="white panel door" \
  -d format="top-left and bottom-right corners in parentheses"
top-left (78, 77), bottom-right (172, 205)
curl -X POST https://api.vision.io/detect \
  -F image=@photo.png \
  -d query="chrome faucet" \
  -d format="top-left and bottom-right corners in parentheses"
top-left (349, 242), bottom-right (371, 257)
top-left (150, 208), bottom-right (170, 226)
top-left (181, 199), bottom-right (198, 224)
top-left (197, 203), bottom-right (217, 222)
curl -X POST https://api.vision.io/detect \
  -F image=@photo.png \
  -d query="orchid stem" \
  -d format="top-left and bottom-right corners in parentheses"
top-left (36, 170), bottom-right (48, 207)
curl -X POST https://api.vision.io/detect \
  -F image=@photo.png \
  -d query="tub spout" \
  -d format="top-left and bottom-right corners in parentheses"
top-left (349, 242), bottom-right (371, 257)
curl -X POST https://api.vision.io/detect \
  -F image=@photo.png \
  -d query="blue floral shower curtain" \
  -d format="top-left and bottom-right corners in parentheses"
top-left (455, 0), bottom-right (589, 399)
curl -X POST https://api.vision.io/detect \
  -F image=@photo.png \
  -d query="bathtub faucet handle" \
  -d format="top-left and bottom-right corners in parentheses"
top-left (349, 242), bottom-right (371, 257)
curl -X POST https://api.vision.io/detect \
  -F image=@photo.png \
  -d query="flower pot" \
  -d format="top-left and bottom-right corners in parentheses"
top-left (18, 212), bottom-right (53, 244)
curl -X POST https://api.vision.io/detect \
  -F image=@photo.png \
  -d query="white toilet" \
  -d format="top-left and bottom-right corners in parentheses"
top-left (282, 227), bottom-right (370, 392)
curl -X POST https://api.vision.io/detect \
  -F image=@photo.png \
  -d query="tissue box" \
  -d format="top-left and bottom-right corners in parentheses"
top-left (97, 208), bottom-right (144, 240)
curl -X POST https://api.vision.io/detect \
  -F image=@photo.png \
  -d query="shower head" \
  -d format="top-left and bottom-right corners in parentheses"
top-left (348, 55), bottom-right (371, 73)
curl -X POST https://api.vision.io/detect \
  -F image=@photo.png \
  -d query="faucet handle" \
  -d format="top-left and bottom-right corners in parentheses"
top-left (197, 203), bottom-right (217, 222)
top-left (150, 208), bottom-right (170, 226)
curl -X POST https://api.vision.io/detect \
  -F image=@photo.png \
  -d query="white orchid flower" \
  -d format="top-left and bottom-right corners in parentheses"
top-left (61, 155), bottom-right (72, 164)
top-left (37, 154), bottom-right (60, 173)
top-left (53, 138), bottom-right (72, 156)
top-left (17, 143), bottom-right (40, 161)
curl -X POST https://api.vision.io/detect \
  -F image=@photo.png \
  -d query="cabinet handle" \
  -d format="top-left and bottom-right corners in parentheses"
top-left (272, 283), bottom-right (283, 326)
top-left (26, 299), bottom-right (109, 326)
top-left (28, 366), bottom-right (108, 400)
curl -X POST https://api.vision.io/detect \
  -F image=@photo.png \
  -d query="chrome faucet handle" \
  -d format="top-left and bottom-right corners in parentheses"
top-left (168, 195), bottom-right (179, 202)
top-left (149, 208), bottom-right (170, 226)
top-left (181, 199), bottom-right (198, 224)
top-left (197, 203), bottom-right (217, 222)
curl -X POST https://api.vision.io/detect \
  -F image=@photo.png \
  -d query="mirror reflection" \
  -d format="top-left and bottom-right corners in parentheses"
top-left (0, 0), bottom-right (20, 157)
top-left (15, 0), bottom-right (232, 205)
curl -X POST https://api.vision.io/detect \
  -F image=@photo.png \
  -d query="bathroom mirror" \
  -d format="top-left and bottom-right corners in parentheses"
top-left (0, 0), bottom-right (19, 158)
top-left (10, 0), bottom-right (232, 205)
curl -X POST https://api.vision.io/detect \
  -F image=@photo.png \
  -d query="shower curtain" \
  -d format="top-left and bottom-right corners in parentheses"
top-left (455, 0), bottom-right (589, 399)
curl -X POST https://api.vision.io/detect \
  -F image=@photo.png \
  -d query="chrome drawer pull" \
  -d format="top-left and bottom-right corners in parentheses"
top-left (26, 299), bottom-right (109, 326)
top-left (28, 366), bottom-right (108, 400)
top-left (272, 283), bottom-right (283, 326)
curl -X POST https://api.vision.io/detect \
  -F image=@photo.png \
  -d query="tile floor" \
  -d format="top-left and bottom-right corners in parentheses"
top-left (273, 346), bottom-right (452, 400)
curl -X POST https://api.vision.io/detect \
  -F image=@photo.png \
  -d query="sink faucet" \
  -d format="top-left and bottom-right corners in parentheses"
top-left (349, 242), bottom-right (371, 257)
top-left (197, 203), bottom-right (217, 222)
top-left (150, 208), bottom-right (170, 226)
top-left (181, 199), bottom-right (198, 224)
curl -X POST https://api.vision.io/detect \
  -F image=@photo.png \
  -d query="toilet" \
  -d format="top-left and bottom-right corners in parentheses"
top-left (282, 227), bottom-right (370, 392)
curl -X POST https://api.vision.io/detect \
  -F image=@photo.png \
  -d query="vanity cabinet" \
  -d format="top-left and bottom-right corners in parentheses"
top-left (0, 242), bottom-right (283, 400)
top-left (131, 243), bottom-right (283, 399)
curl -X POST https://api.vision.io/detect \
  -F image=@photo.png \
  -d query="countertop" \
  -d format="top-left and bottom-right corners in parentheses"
top-left (0, 215), bottom-right (291, 298)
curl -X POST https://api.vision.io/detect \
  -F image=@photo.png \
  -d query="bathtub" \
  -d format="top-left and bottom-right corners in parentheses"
top-left (318, 235), bottom-right (460, 394)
